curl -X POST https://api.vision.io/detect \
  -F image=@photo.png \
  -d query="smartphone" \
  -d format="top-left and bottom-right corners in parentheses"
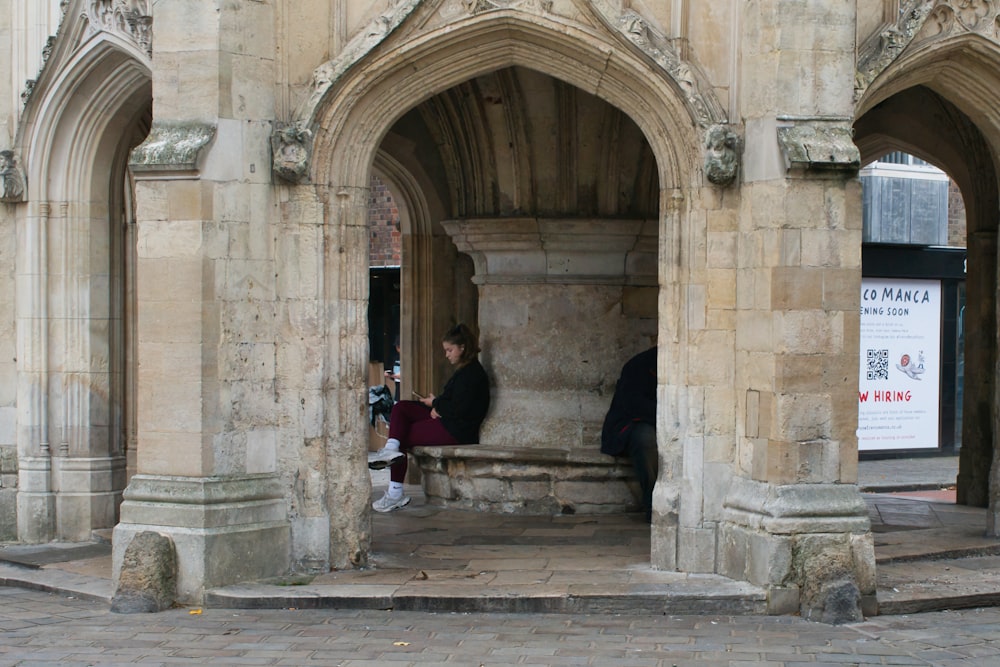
top-left (412, 391), bottom-right (425, 400)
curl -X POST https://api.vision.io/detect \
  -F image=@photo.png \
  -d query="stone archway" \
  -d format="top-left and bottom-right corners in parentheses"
top-left (12, 15), bottom-right (153, 542)
top-left (856, 29), bottom-right (1000, 529)
top-left (297, 10), bottom-right (714, 571)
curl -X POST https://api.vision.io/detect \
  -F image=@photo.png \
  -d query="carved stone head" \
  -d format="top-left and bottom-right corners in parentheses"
top-left (703, 125), bottom-right (739, 186)
top-left (271, 125), bottom-right (312, 184)
top-left (0, 150), bottom-right (26, 203)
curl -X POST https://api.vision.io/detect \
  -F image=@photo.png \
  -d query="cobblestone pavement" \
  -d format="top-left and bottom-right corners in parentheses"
top-left (1, 586), bottom-right (999, 666)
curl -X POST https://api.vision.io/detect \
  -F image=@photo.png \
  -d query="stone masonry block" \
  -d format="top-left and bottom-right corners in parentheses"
top-left (708, 231), bottom-right (737, 271)
top-left (801, 229), bottom-right (847, 267)
top-left (509, 480), bottom-right (551, 502)
top-left (704, 388), bottom-right (736, 437)
top-left (775, 310), bottom-right (843, 354)
top-left (137, 219), bottom-right (205, 261)
top-left (771, 267), bottom-right (823, 310)
top-left (774, 393), bottom-right (831, 443)
top-left (678, 526), bottom-right (717, 573)
top-left (706, 268), bottom-right (736, 309)
top-left (766, 439), bottom-right (798, 485)
top-left (555, 479), bottom-right (632, 506)
top-left (707, 206), bottom-right (738, 232)
top-left (719, 522), bottom-right (749, 581)
top-left (688, 330), bottom-right (735, 385)
top-left (735, 311), bottom-right (772, 353)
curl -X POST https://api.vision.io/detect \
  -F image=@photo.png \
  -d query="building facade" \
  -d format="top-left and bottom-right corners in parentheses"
top-left (1, 0), bottom-right (998, 620)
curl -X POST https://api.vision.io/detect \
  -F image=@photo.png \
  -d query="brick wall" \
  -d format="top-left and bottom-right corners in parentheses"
top-left (947, 179), bottom-right (967, 248)
top-left (368, 175), bottom-right (401, 267)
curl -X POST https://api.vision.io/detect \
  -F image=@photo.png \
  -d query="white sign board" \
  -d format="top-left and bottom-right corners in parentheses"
top-left (857, 278), bottom-right (941, 451)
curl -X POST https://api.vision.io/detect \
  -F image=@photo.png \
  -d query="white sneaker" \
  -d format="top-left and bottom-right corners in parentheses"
top-left (368, 448), bottom-right (405, 470)
top-left (372, 491), bottom-right (411, 513)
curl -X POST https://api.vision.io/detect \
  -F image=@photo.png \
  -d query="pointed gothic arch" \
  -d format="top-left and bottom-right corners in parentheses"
top-left (12, 21), bottom-right (152, 541)
top-left (299, 9), bottom-right (717, 569)
top-left (856, 28), bottom-right (1000, 530)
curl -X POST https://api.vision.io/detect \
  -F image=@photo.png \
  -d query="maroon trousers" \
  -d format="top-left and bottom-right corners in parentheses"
top-left (386, 400), bottom-right (458, 483)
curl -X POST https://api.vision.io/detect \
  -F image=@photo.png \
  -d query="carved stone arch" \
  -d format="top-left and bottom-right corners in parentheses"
top-left (11, 21), bottom-right (153, 542)
top-left (277, 2), bottom-right (733, 186)
top-left (311, 13), bottom-right (697, 191)
top-left (306, 10), bottom-right (711, 568)
top-left (856, 0), bottom-right (1000, 101)
top-left (854, 29), bottom-right (1000, 533)
top-left (371, 150), bottom-right (440, 404)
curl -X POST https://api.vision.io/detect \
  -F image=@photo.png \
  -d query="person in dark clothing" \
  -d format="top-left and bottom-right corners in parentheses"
top-left (601, 346), bottom-right (657, 521)
top-left (368, 323), bottom-right (490, 512)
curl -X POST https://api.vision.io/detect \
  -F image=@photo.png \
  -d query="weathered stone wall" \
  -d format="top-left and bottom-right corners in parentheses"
top-left (3, 0), bottom-right (962, 617)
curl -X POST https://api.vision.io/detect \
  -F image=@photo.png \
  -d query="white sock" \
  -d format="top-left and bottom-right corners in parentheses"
top-left (388, 481), bottom-right (404, 497)
top-left (385, 438), bottom-right (400, 451)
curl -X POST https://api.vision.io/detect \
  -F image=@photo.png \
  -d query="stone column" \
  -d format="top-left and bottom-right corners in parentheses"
top-left (959, 230), bottom-right (996, 510)
top-left (15, 201), bottom-right (55, 543)
top-left (112, 1), bottom-right (289, 603)
top-left (719, 1), bottom-right (875, 622)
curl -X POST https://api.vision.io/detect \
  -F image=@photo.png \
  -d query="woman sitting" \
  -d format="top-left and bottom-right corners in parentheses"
top-left (368, 323), bottom-right (490, 512)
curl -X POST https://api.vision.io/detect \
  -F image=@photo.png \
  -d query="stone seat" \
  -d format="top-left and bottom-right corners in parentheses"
top-left (410, 444), bottom-right (639, 515)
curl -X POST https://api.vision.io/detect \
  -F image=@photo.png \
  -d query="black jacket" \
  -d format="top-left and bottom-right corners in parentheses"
top-left (601, 347), bottom-right (657, 456)
top-left (432, 359), bottom-right (491, 444)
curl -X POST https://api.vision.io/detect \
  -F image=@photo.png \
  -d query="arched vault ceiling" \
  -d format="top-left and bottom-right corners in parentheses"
top-left (381, 66), bottom-right (658, 219)
top-left (855, 85), bottom-right (997, 235)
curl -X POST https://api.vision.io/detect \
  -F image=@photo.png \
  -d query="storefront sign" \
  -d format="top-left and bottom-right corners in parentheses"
top-left (858, 278), bottom-right (941, 451)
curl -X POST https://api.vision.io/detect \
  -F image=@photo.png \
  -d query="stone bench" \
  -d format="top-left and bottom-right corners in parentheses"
top-left (410, 445), bottom-right (639, 515)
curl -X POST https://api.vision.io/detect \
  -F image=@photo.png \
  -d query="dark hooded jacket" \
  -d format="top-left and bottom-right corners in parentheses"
top-left (432, 358), bottom-right (490, 444)
top-left (600, 347), bottom-right (656, 456)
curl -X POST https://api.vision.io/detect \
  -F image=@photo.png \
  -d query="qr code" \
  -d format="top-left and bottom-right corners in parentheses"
top-left (866, 348), bottom-right (889, 380)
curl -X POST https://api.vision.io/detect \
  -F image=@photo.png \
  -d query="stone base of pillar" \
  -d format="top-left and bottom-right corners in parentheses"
top-left (17, 456), bottom-right (55, 543)
top-left (720, 477), bottom-right (877, 621)
top-left (113, 474), bottom-right (290, 604)
top-left (53, 456), bottom-right (127, 541)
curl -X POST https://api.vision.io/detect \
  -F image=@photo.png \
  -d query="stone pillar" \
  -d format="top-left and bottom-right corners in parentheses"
top-left (959, 230), bottom-right (996, 510)
top-left (443, 218), bottom-right (657, 448)
top-left (16, 201), bottom-right (55, 543)
top-left (112, 0), bottom-right (290, 603)
top-left (720, 0), bottom-right (875, 621)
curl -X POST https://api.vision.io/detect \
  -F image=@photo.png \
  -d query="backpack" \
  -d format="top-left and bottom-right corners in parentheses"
top-left (368, 384), bottom-right (394, 427)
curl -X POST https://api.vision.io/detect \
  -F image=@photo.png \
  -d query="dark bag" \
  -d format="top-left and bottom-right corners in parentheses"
top-left (368, 385), bottom-right (394, 427)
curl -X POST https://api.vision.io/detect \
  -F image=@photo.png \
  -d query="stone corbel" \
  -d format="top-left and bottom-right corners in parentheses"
top-left (703, 125), bottom-right (740, 186)
top-left (0, 150), bottom-right (27, 203)
top-left (271, 123), bottom-right (312, 184)
top-left (776, 118), bottom-right (860, 173)
top-left (129, 122), bottom-right (216, 175)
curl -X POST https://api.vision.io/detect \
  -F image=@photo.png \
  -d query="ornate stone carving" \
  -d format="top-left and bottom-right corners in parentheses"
top-left (913, 0), bottom-right (1000, 43)
top-left (462, 0), bottom-right (552, 15)
top-left (856, 2), bottom-right (933, 96)
top-left (703, 125), bottom-right (740, 186)
top-left (0, 150), bottom-right (27, 203)
top-left (588, 2), bottom-right (726, 128)
top-left (21, 80), bottom-right (36, 107)
top-left (856, 1), bottom-right (1000, 97)
top-left (776, 119), bottom-right (860, 172)
top-left (271, 124), bottom-right (313, 184)
top-left (297, 0), bottom-right (423, 122)
top-left (129, 122), bottom-right (216, 173)
top-left (83, 0), bottom-right (153, 57)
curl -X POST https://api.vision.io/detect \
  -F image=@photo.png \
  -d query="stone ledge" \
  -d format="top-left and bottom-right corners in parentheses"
top-left (410, 445), bottom-right (638, 515)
